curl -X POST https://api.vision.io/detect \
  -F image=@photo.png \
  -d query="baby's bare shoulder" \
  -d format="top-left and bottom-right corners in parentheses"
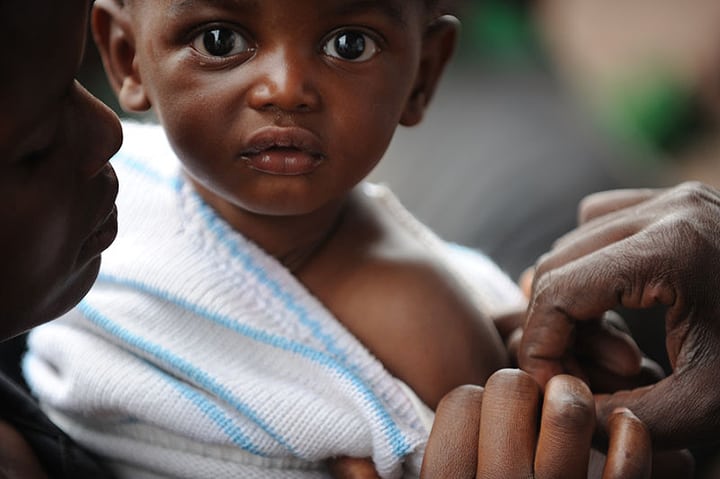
top-left (351, 245), bottom-right (508, 408)
top-left (307, 190), bottom-right (508, 408)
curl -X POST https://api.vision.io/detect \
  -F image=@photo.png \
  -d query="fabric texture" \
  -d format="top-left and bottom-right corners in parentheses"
top-left (0, 370), bottom-right (115, 478)
top-left (23, 122), bottom-right (524, 479)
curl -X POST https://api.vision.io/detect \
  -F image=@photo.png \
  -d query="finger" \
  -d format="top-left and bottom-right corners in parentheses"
top-left (519, 267), bottom-right (534, 298)
top-left (534, 375), bottom-right (595, 479)
top-left (574, 316), bottom-right (643, 377)
top-left (538, 215), bottom-right (646, 280)
top-left (578, 188), bottom-right (660, 224)
top-left (506, 327), bottom-right (523, 367)
top-left (519, 239), bottom-right (676, 387)
top-left (519, 252), bottom-right (615, 387)
top-left (571, 312), bottom-right (653, 391)
top-left (476, 369), bottom-right (540, 478)
top-left (595, 364), bottom-right (720, 449)
top-left (547, 183), bottom-right (716, 274)
top-left (327, 457), bottom-right (381, 479)
top-left (582, 356), bottom-right (664, 395)
top-left (493, 310), bottom-right (526, 342)
top-left (649, 450), bottom-right (695, 479)
top-left (420, 385), bottom-right (483, 479)
top-left (599, 310), bottom-right (631, 335)
top-left (601, 408), bottom-right (651, 479)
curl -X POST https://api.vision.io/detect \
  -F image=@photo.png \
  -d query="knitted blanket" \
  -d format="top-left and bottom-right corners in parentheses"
top-left (23, 122), bottom-right (525, 479)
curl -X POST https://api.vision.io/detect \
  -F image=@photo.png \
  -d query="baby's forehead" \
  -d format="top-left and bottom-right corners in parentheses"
top-left (125, 0), bottom-right (437, 33)
top-left (137, 0), bottom-right (433, 15)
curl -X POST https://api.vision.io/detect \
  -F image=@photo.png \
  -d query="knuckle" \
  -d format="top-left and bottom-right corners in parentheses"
top-left (577, 193), bottom-right (601, 223)
top-left (676, 180), bottom-right (708, 198)
top-left (531, 268), bottom-right (578, 313)
top-left (671, 181), bottom-right (718, 211)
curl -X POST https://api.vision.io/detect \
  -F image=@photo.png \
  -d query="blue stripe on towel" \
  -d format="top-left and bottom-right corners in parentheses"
top-left (160, 373), bottom-right (265, 456)
top-left (193, 195), bottom-right (351, 368)
top-left (78, 301), bottom-right (293, 458)
top-left (91, 275), bottom-right (413, 459)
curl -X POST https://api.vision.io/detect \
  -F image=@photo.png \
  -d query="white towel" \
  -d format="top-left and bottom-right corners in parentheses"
top-left (24, 122), bottom-right (525, 479)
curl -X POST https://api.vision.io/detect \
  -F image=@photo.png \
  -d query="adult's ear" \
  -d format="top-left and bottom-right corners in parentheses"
top-left (91, 0), bottom-right (151, 113)
top-left (400, 15), bottom-right (460, 127)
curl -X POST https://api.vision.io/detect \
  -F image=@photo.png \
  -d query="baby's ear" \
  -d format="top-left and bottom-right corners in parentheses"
top-left (91, 0), bottom-right (151, 113)
top-left (400, 15), bottom-right (460, 127)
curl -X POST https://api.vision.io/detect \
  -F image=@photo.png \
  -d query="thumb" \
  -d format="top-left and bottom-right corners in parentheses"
top-left (595, 367), bottom-right (720, 450)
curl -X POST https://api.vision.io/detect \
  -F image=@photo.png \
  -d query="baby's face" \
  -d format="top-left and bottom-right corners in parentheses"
top-left (128, 0), bottom-right (428, 219)
top-left (0, 0), bottom-right (122, 337)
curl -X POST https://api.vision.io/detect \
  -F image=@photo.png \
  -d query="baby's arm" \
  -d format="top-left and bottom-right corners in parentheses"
top-left (327, 256), bottom-right (510, 409)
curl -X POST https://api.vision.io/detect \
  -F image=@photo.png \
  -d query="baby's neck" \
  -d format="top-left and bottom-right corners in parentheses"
top-left (189, 177), bottom-right (349, 272)
top-left (276, 210), bottom-right (344, 272)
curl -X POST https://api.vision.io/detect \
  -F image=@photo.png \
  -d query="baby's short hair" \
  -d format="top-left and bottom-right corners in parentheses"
top-left (425, 0), bottom-right (455, 16)
top-left (115, 0), bottom-right (453, 18)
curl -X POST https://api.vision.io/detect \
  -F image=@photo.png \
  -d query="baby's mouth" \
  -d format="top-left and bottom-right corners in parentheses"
top-left (240, 146), bottom-right (324, 176)
top-left (240, 127), bottom-right (326, 176)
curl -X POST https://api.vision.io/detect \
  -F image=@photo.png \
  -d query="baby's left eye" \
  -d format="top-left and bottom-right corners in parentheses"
top-left (192, 27), bottom-right (251, 58)
top-left (323, 30), bottom-right (379, 62)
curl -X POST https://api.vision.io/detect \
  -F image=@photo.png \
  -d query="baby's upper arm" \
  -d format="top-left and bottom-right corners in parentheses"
top-left (334, 258), bottom-right (510, 410)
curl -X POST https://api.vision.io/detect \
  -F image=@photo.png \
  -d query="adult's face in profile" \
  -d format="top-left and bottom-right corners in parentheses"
top-left (0, 0), bottom-right (122, 338)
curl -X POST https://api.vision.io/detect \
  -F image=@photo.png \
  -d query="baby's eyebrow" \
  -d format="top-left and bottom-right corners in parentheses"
top-left (169, 0), bottom-right (259, 16)
top-left (332, 0), bottom-right (407, 27)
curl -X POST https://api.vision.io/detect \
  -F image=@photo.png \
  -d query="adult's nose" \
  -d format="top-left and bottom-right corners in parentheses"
top-left (73, 81), bottom-right (123, 178)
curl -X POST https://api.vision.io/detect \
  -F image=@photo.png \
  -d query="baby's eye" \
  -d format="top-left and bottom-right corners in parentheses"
top-left (192, 27), bottom-right (251, 57)
top-left (323, 30), bottom-right (379, 62)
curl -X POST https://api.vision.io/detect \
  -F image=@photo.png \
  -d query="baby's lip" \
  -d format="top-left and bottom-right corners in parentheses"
top-left (240, 126), bottom-right (325, 158)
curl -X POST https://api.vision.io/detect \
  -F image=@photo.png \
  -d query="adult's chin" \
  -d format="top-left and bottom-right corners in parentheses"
top-left (0, 257), bottom-right (102, 342)
top-left (41, 256), bottom-right (102, 322)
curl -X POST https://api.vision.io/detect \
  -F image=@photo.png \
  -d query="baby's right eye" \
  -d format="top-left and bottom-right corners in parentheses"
top-left (191, 27), bottom-right (251, 57)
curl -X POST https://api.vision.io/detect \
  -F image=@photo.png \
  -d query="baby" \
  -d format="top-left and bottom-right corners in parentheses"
top-left (24, 0), bottom-right (525, 477)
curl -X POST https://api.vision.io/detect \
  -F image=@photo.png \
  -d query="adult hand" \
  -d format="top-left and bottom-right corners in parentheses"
top-left (420, 369), bottom-right (654, 478)
top-left (519, 181), bottom-right (720, 449)
top-left (495, 273), bottom-right (663, 392)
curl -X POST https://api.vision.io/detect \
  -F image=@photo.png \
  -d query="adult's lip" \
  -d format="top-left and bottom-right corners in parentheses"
top-left (79, 165), bottom-right (119, 262)
top-left (239, 127), bottom-right (325, 176)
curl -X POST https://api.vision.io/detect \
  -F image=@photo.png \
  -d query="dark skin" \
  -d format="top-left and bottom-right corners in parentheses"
top-left (419, 369), bottom-right (695, 479)
top-left (0, 0), bottom-right (121, 340)
top-left (0, 0), bottom-right (122, 477)
top-left (93, 0), bottom-right (507, 416)
top-left (520, 181), bottom-right (720, 450)
top-left (421, 369), bottom-right (654, 479)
